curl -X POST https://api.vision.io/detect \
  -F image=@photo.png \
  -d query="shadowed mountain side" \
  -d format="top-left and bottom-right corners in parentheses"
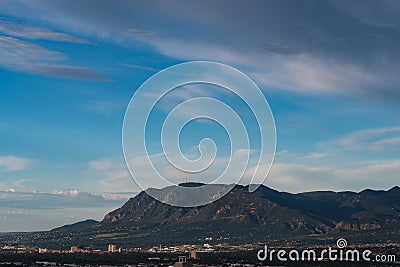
top-left (51, 219), bottom-right (99, 232)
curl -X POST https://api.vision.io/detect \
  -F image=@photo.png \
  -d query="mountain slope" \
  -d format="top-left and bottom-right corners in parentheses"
top-left (51, 219), bottom-right (98, 232)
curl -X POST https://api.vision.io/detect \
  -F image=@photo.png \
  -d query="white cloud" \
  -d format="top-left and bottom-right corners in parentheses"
top-left (124, 148), bottom-right (269, 191)
top-left (1, 1), bottom-right (399, 98)
top-left (84, 100), bottom-right (124, 116)
top-left (89, 158), bottom-right (136, 193)
top-left (140, 35), bottom-right (383, 96)
top-left (0, 190), bottom-right (127, 232)
top-left (0, 155), bottom-right (34, 171)
top-left (370, 137), bottom-right (400, 151)
top-left (0, 189), bottom-right (125, 209)
top-left (0, 35), bottom-right (62, 67)
top-left (102, 191), bottom-right (136, 201)
top-left (10, 179), bottom-right (34, 192)
top-left (245, 162), bottom-right (333, 193)
top-left (259, 159), bottom-right (400, 193)
top-left (298, 153), bottom-right (327, 159)
top-left (250, 54), bottom-right (380, 95)
top-left (56, 189), bottom-right (80, 197)
top-left (0, 36), bottom-right (108, 81)
top-left (96, 170), bottom-right (131, 189)
top-left (89, 158), bottom-right (115, 170)
top-left (323, 126), bottom-right (400, 151)
top-left (0, 19), bottom-right (90, 43)
top-left (334, 159), bottom-right (400, 185)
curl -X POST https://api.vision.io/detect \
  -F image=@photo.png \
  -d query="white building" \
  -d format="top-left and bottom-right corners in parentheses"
top-left (108, 244), bottom-right (117, 253)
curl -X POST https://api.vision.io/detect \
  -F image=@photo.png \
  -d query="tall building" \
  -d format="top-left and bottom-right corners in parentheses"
top-left (190, 250), bottom-right (199, 260)
top-left (108, 244), bottom-right (117, 253)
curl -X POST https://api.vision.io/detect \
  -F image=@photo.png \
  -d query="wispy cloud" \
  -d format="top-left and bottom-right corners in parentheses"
top-left (122, 63), bottom-right (163, 73)
top-left (0, 19), bottom-right (90, 43)
top-left (36, 63), bottom-right (110, 81)
top-left (254, 42), bottom-right (300, 55)
top-left (10, 179), bottom-right (33, 192)
top-left (250, 54), bottom-right (382, 95)
top-left (298, 153), bottom-right (327, 160)
top-left (89, 158), bottom-right (115, 170)
top-left (0, 189), bottom-right (121, 209)
top-left (0, 36), bottom-right (108, 81)
top-left (260, 158), bottom-right (400, 193)
top-left (323, 126), bottom-right (400, 152)
top-left (89, 158), bottom-right (135, 193)
top-left (0, 189), bottom-right (127, 232)
top-left (371, 137), bottom-right (400, 151)
top-left (0, 155), bottom-right (34, 171)
top-left (102, 191), bottom-right (137, 201)
top-left (84, 100), bottom-right (124, 116)
top-left (1, 1), bottom-right (399, 98)
top-left (96, 170), bottom-right (132, 191)
top-left (0, 179), bottom-right (34, 193)
top-left (123, 148), bottom-right (261, 190)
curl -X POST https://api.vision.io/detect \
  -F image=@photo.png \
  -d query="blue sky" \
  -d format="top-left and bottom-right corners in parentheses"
top-left (0, 0), bottom-right (400, 231)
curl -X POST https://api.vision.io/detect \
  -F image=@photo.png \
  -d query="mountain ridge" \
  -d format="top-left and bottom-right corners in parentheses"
top-left (7, 184), bottom-right (399, 248)
top-left (94, 184), bottom-right (400, 241)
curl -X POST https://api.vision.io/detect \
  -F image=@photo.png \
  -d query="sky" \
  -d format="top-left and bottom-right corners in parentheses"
top-left (0, 0), bottom-right (400, 231)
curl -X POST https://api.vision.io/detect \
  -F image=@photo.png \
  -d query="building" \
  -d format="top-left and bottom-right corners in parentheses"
top-left (190, 250), bottom-right (199, 260)
top-left (175, 256), bottom-right (193, 267)
top-left (70, 246), bottom-right (82, 253)
top-left (108, 244), bottom-right (117, 253)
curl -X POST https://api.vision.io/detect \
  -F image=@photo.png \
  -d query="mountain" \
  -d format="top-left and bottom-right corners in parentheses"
top-left (51, 219), bottom-right (98, 232)
top-left (2, 184), bottom-right (399, 248)
top-left (98, 184), bottom-right (400, 239)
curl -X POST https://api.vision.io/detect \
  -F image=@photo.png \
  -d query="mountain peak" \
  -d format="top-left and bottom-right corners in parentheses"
top-left (389, 185), bottom-right (400, 192)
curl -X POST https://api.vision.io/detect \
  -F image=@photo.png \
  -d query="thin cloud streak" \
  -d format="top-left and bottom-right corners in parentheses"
top-left (322, 126), bottom-right (400, 151)
top-left (89, 158), bottom-right (135, 193)
top-left (0, 19), bottom-right (90, 43)
top-left (0, 35), bottom-right (108, 81)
